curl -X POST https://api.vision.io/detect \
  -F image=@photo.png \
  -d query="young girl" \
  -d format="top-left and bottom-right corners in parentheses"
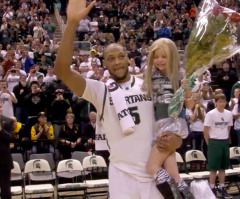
top-left (143, 38), bottom-right (194, 199)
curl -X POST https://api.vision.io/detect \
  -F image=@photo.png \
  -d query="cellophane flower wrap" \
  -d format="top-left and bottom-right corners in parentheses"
top-left (156, 0), bottom-right (240, 139)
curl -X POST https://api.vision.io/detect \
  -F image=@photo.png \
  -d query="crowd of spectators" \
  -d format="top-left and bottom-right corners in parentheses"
top-left (1, 0), bottom-right (240, 161)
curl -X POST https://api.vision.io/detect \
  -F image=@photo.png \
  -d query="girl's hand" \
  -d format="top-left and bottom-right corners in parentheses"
top-left (156, 132), bottom-right (182, 152)
top-left (181, 78), bottom-right (189, 89)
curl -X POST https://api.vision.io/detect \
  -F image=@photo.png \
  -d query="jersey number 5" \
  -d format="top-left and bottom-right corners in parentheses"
top-left (129, 106), bottom-right (141, 125)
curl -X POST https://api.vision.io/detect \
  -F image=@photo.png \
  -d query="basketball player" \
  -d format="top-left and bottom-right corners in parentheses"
top-left (55, 1), bottom-right (182, 198)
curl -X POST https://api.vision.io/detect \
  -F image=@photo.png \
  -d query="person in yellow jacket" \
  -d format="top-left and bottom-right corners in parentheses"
top-left (31, 112), bottom-right (54, 154)
top-left (10, 117), bottom-right (25, 153)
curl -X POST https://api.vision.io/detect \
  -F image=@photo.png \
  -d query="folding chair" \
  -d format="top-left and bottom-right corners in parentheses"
top-left (185, 150), bottom-right (210, 179)
top-left (29, 153), bottom-right (56, 182)
top-left (225, 147), bottom-right (240, 192)
top-left (11, 153), bottom-right (25, 171)
top-left (56, 159), bottom-right (87, 198)
top-left (72, 151), bottom-right (92, 164)
top-left (30, 153), bottom-right (55, 170)
top-left (11, 161), bottom-right (23, 199)
top-left (82, 155), bottom-right (109, 199)
top-left (72, 151), bottom-right (93, 176)
top-left (11, 161), bottom-right (23, 183)
top-left (24, 159), bottom-right (54, 198)
top-left (175, 152), bottom-right (193, 181)
top-left (229, 147), bottom-right (240, 171)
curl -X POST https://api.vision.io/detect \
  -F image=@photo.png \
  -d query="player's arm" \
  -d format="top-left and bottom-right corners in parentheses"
top-left (55, 0), bottom-right (95, 97)
top-left (203, 126), bottom-right (210, 145)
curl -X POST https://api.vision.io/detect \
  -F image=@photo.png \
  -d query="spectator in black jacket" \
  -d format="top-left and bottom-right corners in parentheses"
top-left (215, 62), bottom-right (238, 101)
top-left (13, 75), bottom-right (29, 124)
top-left (0, 101), bottom-right (14, 199)
top-left (83, 111), bottom-right (97, 152)
top-left (58, 113), bottom-right (85, 159)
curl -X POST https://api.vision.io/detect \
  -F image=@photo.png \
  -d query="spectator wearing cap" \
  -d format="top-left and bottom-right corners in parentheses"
top-left (37, 73), bottom-right (46, 88)
top-left (49, 89), bottom-right (72, 139)
top-left (24, 81), bottom-right (47, 137)
top-left (58, 113), bottom-right (85, 159)
top-left (31, 112), bottom-right (54, 154)
top-left (88, 49), bottom-right (101, 67)
top-left (44, 66), bottom-right (57, 86)
top-left (13, 75), bottom-right (29, 124)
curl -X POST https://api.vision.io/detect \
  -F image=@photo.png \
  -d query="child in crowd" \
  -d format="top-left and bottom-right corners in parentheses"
top-left (204, 94), bottom-right (233, 199)
top-left (143, 38), bottom-right (194, 199)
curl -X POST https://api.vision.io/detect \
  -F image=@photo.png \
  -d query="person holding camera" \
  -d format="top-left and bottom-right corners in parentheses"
top-left (0, 79), bottom-right (18, 118)
top-left (3, 66), bottom-right (20, 92)
top-left (24, 81), bottom-right (47, 137)
top-left (26, 65), bottom-right (44, 84)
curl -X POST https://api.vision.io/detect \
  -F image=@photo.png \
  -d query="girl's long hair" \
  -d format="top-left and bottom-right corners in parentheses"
top-left (143, 38), bottom-right (180, 97)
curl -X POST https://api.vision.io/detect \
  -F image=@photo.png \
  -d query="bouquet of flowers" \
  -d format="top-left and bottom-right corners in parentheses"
top-left (156, 0), bottom-right (240, 140)
top-left (168, 0), bottom-right (240, 118)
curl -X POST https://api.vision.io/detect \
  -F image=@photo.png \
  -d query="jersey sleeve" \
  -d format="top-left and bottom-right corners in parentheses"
top-left (204, 111), bottom-right (212, 127)
top-left (82, 79), bottom-right (105, 112)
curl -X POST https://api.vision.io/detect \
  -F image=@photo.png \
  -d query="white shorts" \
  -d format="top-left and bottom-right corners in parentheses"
top-left (109, 164), bottom-right (163, 199)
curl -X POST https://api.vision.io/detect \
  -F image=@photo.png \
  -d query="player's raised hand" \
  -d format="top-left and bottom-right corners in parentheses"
top-left (67, 0), bottom-right (96, 23)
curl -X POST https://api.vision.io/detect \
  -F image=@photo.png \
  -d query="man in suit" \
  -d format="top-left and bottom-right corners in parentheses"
top-left (0, 101), bottom-right (14, 199)
top-left (83, 111), bottom-right (96, 152)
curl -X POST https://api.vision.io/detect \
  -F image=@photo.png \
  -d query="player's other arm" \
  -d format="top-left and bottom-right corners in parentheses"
top-left (55, 0), bottom-right (95, 97)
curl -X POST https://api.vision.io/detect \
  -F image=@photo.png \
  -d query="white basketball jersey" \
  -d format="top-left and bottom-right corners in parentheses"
top-left (82, 76), bottom-right (155, 182)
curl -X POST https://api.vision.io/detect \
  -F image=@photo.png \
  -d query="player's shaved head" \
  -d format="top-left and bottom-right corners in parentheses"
top-left (103, 43), bottom-right (126, 59)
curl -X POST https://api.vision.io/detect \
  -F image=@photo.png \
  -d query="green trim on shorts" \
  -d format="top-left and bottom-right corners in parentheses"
top-left (207, 139), bottom-right (230, 171)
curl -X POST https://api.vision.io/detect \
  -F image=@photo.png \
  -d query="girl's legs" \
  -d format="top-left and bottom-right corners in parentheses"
top-left (146, 144), bottom-right (175, 199)
top-left (146, 144), bottom-right (194, 199)
top-left (164, 153), bottom-right (194, 199)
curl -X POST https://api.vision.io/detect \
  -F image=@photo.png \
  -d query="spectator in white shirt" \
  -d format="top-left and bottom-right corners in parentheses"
top-left (88, 49), bottom-right (101, 67)
top-left (128, 58), bottom-right (140, 75)
top-left (89, 17), bottom-right (98, 34)
top-left (0, 79), bottom-right (17, 117)
top-left (79, 54), bottom-right (91, 77)
top-left (44, 66), bottom-right (57, 86)
top-left (4, 66), bottom-right (20, 92)
top-left (77, 17), bottom-right (90, 41)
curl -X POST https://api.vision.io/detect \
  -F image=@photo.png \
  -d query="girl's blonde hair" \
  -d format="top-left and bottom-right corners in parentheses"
top-left (143, 38), bottom-right (180, 97)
